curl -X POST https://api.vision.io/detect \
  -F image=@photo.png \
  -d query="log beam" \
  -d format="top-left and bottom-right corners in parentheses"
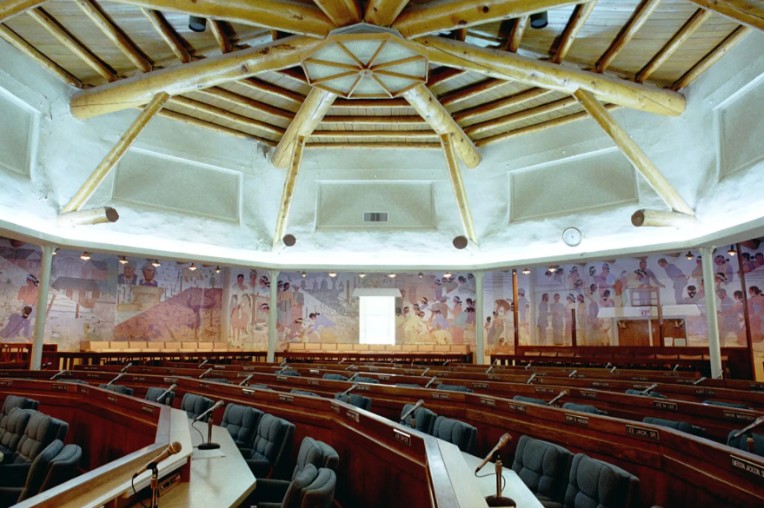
top-left (453, 87), bottom-right (552, 123)
top-left (393, 0), bottom-right (590, 38)
top-left (209, 20), bottom-right (233, 54)
top-left (403, 84), bottom-right (480, 168)
top-left (688, 0), bottom-right (764, 31)
top-left (70, 35), bottom-right (321, 119)
top-left (441, 134), bottom-right (477, 244)
top-left (108, 0), bottom-right (334, 37)
top-left (62, 93), bottom-right (169, 213)
top-left (631, 209), bottom-right (697, 227)
top-left (314, 0), bottom-right (361, 26)
top-left (272, 88), bottom-right (336, 169)
top-left (573, 89), bottom-right (694, 215)
top-left (365, 0), bottom-right (409, 26)
top-left (415, 36), bottom-right (686, 116)
top-left (672, 26), bottom-right (751, 90)
top-left (595, 0), bottom-right (660, 73)
top-left (0, 0), bottom-right (45, 22)
top-left (159, 109), bottom-right (272, 143)
top-left (0, 25), bottom-right (82, 87)
top-left (551, 1), bottom-right (597, 63)
top-left (273, 136), bottom-right (305, 247)
top-left (499, 15), bottom-right (528, 52)
top-left (141, 8), bottom-right (193, 63)
top-left (465, 96), bottom-right (577, 136)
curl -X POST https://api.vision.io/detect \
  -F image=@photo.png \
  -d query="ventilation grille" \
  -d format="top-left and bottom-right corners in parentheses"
top-left (363, 212), bottom-right (389, 223)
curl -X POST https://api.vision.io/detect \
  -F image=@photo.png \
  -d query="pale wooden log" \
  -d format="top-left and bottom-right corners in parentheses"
top-left (440, 78), bottom-right (508, 107)
top-left (0, 0), bottom-right (45, 22)
top-left (573, 89), bottom-right (693, 215)
top-left (311, 130), bottom-right (437, 138)
top-left (365, 0), bottom-right (409, 26)
top-left (209, 20), bottom-right (233, 54)
top-left (239, 77), bottom-right (304, 104)
top-left (272, 88), bottom-right (336, 169)
top-left (453, 87), bottom-right (552, 122)
top-left (158, 109), bottom-right (273, 143)
top-left (0, 25), bottom-right (83, 87)
top-left (197, 87), bottom-right (293, 120)
top-left (63, 93), bottom-right (169, 213)
top-left (465, 96), bottom-right (577, 136)
top-left (333, 98), bottom-right (410, 108)
top-left (672, 26), bottom-right (751, 90)
top-left (394, 0), bottom-right (590, 38)
top-left (636, 9), bottom-right (711, 83)
top-left (73, 0), bottom-right (152, 72)
top-left (71, 35), bottom-right (321, 119)
top-left (108, 0), bottom-right (334, 37)
top-left (403, 84), bottom-right (480, 168)
top-left (273, 136), bottom-right (305, 247)
top-left (28, 7), bottom-right (118, 81)
top-left (631, 209), bottom-right (696, 227)
top-left (427, 67), bottom-right (464, 86)
top-left (307, 141), bottom-right (440, 149)
top-left (170, 95), bottom-right (284, 137)
top-left (314, 0), bottom-right (361, 26)
top-left (688, 0), bottom-right (764, 31)
top-left (141, 8), bottom-right (192, 63)
top-left (415, 36), bottom-right (686, 116)
top-left (505, 15), bottom-right (528, 52)
top-left (551, 1), bottom-right (597, 63)
top-left (441, 134), bottom-right (477, 244)
top-left (321, 115), bottom-right (425, 124)
top-left (594, 0), bottom-right (661, 72)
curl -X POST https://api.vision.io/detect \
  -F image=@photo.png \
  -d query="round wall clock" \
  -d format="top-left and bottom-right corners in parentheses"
top-left (562, 227), bottom-right (582, 247)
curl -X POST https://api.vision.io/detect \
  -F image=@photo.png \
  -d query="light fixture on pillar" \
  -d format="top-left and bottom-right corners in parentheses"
top-left (522, 268), bottom-right (531, 275)
top-left (118, 255), bottom-right (128, 265)
top-left (530, 11), bottom-right (548, 29)
top-left (188, 263), bottom-right (198, 271)
top-left (388, 273), bottom-right (397, 278)
top-left (727, 245), bottom-right (736, 256)
top-left (80, 251), bottom-right (91, 261)
top-left (685, 251), bottom-right (694, 261)
top-left (52, 248), bottom-right (58, 256)
top-left (152, 259), bottom-right (161, 268)
top-left (189, 16), bottom-right (207, 32)
top-left (283, 234), bottom-right (296, 247)
top-left (215, 266), bottom-right (221, 274)
top-left (453, 235), bottom-right (468, 249)
top-left (328, 271), bottom-right (337, 278)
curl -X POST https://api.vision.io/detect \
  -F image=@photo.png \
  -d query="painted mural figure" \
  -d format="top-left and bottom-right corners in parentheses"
top-left (118, 262), bottom-right (137, 285)
top-left (537, 293), bottom-right (549, 344)
top-left (0, 306), bottom-right (33, 340)
top-left (139, 263), bottom-right (159, 287)
top-left (17, 274), bottom-right (39, 307)
top-left (748, 286), bottom-right (764, 341)
top-left (658, 258), bottom-right (688, 304)
top-left (550, 293), bottom-right (564, 345)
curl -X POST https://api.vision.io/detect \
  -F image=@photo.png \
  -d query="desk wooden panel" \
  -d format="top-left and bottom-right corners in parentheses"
top-left (460, 451), bottom-right (543, 508)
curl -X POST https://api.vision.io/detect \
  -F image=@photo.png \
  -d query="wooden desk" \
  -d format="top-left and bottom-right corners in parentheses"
top-left (460, 451), bottom-right (543, 508)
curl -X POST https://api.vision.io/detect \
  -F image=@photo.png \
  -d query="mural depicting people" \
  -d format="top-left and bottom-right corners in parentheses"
top-left (118, 262), bottom-right (137, 285)
top-left (658, 258), bottom-right (688, 304)
top-left (550, 293), bottom-right (564, 345)
top-left (139, 263), bottom-right (159, 287)
top-left (17, 274), bottom-right (39, 307)
top-left (537, 293), bottom-right (549, 344)
top-left (0, 306), bottom-right (33, 340)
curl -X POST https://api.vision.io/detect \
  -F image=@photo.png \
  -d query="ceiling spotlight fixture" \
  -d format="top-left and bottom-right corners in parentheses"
top-left (189, 15), bottom-right (207, 33)
top-left (548, 266), bottom-right (557, 273)
top-left (188, 263), bottom-right (197, 271)
top-left (388, 273), bottom-right (396, 278)
top-left (727, 245), bottom-right (736, 256)
top-left (328, 272), bottom-right (337, 278)
top-left (418, 272), bottom-right (424, 278)
top-left (685, 251), bottom-right (694, 260)
top-left (118, 255), bottom-right (128, 264)
top-left (283, 234), bottom-right (296, 247)
top-left (530, 11), bottom-right (548, 29)
top-left (80, 251), bottom-right (91, 261)
top-left (452, 235), bottom-right (468, 249)
top-left (52, 248), bottom-right (58, 256)
top-left (522, 268), bottom-right (531, 275)
top-left (443, 272), bottom-right (452, 279)
top-left (301, 271), bottom-right (307, 278)
top-left (358, 273), bottom-right (366, 278)
top-left (215, 266), bottom-right (221, 274)
top-left (152, 259), bottom-right (161, 268)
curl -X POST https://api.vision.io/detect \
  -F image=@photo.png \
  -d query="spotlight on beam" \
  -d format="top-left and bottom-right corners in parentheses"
top-left (453, 235), bottom-right (468, 249)
top-left (530, 11), bottom-right (548, 29)
top-left (57, 207), bottom-right (119, 227)
top-left (189, 15), bottom-right (207, 32)
top-left (283, 234), bottom-right (296, 247)
top-left (631, 209), bottom-right (696, 228)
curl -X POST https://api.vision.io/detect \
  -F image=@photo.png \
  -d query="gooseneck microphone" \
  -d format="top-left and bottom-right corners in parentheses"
top-left (133, 441), bottom-right (182, 477)
top-left (731, 416), bottom-right (764, 439)
top-left (475, 433), bottom-right (512, 474)
top-left (399, 400), bottom-right (425, 423)
top-left (155, 384), bottom-right (177, 404)
top-left (193, 400), bottom-right (224, 423)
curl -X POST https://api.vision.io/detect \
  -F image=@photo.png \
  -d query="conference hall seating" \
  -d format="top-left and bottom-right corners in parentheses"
top-left (321, 373), bottom-right (347, 381)
top-left (98, 384), bottom-right (134, 396)
top-left (564, 453), bottom-right (640, 508)
top-left (144, 386), bottom-right (176, 406)
top-left (246, 413), bottom-right (295, 479)
top-left (0, 396), bottom-right (38, 447)
top-left (291, 389), bottom-right (320, 397)
top-left (704, 399), bottom-right (751, 410)
top-left (513, 395), bottom-right (548, 406)
top-left (251, 436), bottom-right (339, 507)
top-left (180, 393), bottom-right (215, 421)
top-left (258, 463), bottom-right (336, 508)
top-left (727, 430), bottom-right (764, 456)
top-left (220, 403), bottom-right (263, 457)
top-left (400, 403), bottom-right (437, 434)
top-left (435, 383), bottom-right (472, 393)
top-left (642, 417), bottom-right (705, 437)
top-left (561, 403), bottom-right (608, 415)
top-left (334, 393), bottom-right (372, 411)
top-left (511, 435), bottom-right (573, 508)
top-left (0, 408), bottom-right (32, 457)
top-left (431, 416), bottom-right (476, 454)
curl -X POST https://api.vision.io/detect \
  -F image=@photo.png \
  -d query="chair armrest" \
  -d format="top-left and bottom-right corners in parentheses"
top-left (252, 478), bottom-right (290, 503)
top-left (0, 463), bottom-right (32, 487)
top-left (246, 458), bottom-right (273, 478)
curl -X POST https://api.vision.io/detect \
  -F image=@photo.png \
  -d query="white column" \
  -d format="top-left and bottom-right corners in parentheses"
top-left (700, 247), bottom-right (723, 378)
top-left (475, 271), bottom-right (485, 364)
top-left (267, 269), bottom-right (279, 363)
top-left (30, 245), bottom-right (54, 370)
top-left (220, 267), bottom-right (232, 344)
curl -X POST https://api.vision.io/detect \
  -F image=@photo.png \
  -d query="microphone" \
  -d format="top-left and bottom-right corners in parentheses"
top-left (340, 384), bottom-right (358, 397)
top-left (120, 362), bottom-right (133, 373)
top-left (198, 367), bottom-right (213, 379)
top-left (474, 433), bottom-right (512, 474)
top-left (345, 364), bottom-right (358, 371)
top-left (524, 361), bottom-right (532, 370)
top-left (133, 441), bottom-right (182, 477)
top-left (348, 372), bottom-right (359, 382)
top-left (338, 359), bottom-right (345, 365)
top-left (199, 359), bottom-right (209, 368)
top-left (692, 376), bottom-right (707, 385)
top-left (547, 390), bottom-right (568, 406)
top-left (610, 365), bottom-right (617, 374)
top-left (193, 400), bottom-right (224, 423)
top-left (526, 373), bottom-right (537, 384)
top-left (672, 363), bottom-right (680, 372)
top-left (399, 400), bottom-right (425, 423)
top-left (641, 383), bottom-right (658, 395)
top-left (605, 362), bottom-right (612, 369)
top-left (50, 370), bottom-right (68, 380)
top-left (485, 360), bottom-right (497, 375)
top-left (731, 416), bottom-right (764, 439)
top-left (155, 384), bottom-right (177, 404)
top-left (106, 372), bottom-right (126, 386)
top-left (442, 360), bottom-right (451, 366)
top-left (279, 359), bottom-right (287, 367)
top-left (568, 370), bottom-right (578, 378)
top-left (421, 367), bottom-right (430, 377)
top-left (425, 376), bottom-right (438, 388)
top-left (238, 374), bottom-right (254, 386)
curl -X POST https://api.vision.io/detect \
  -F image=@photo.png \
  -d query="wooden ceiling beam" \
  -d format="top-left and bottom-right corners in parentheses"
top-left (427, 67), bottom-right (465, 87)
top-left (28, 7), bottom-right (118, 82)
top-left (273, 136), bottom-right (305, 247)
top-left (688, 0), bottom-right (764, 31)
top-left (636, 9), bottom-right (711, 83)
top-left (321, 115), bottom-right (424, 124)
top-left (141, 8), bottom-right (193, 63)
top-left (365, 0), bottom-right (409, 26)
top-left (0, 0), bottom-right (45, 22)
top-left (307, 141), bottom-right (440, 149)
top-left (441, 134), bottom-right (477, 244)
top-left (63, 93), bottom-right (169, 213)
top-left (503, 15), bottom-right (528, 52)
top-left (209, 20), bottom-right (233, 54)
top-left (73, 0), bottom-right (153, 73)
top-left (0, 25), bottom-right (83, 87)
top-left (416, 36), bottom-right (685, 116)
top-left (551, 1), bottom-right (597, 63)
top-left (197, 87), bottom-right (293, 121)
top-left (70, 35), bottom-right (321, 119)
top-left (314, 0), bottom-right (362, 26)
top-left (573, 89), bottom-right (694, 215)
top-left (332, 98), bottom-right (410, 108)
top-left (672, 26), bottom-right (751, 90)
top-left (440, 78), bottom-right (509, 107)
top-left (393, 0), bottom-right (591, 38)
top-left (239, 77), bottom-right (305, 104)
top-left (272, 87), bottom-right (337, 169)
top-left (171, 95), bottom-right (284, 137)
top-left (311, 130), bottom-right (437, 138)
top-left (159, 108), bottom-right (274, 144)
top-left (466, 96), bottom-right (578, 136)
top-left (594, 0), bottom-right (660, 73)
top-left (403, 84), bottom-right (481, 168)
top-left (108, 0), bottom-right (334, 37)
top-left (453, 87), bottom-right (552, 122)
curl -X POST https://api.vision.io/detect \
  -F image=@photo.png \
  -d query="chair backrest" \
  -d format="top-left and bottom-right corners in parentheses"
top-left (727, 431), bottom-right (764, 456)
top-left (280, 369), bottom-right (301, 377)
top-left (642, 417), bottom-right (702, 436)
top-left (291, 437), bottom-right (340, 481)
top-left (38, 443), bottom-right (82, 494)
top-left (354, 376), bottom-right (379, 384)
top-left (703, 400), bottom-right (751, 410)
top-left (281, 464), bottom-right (337, 508)
top-left (251, 414), bottom-right (296, 478)
top-left (562, 403), bottom-right (608, 415)
top-left (395, 383), bottom-right (422, 388)
top-left (0, 396), bottom-right (39, 444)
top-left (400, 404), bottom-right (437, 435)
top-left (180, 393), bottom-right (215, 421)
top-left (0, 407), bottom-right (34, 454)
top-left (512, 395), bottom-right (547, 406)
top-left (14, 411), bottom-right (68, 464)
top-left (564, 453), bottom-right (640, 508)
top-left (511, 435), bottom-right (573, 505)
top-left (99, 384), bottom-right (135, 396)
top-left (321, 373), bottom-right (348, 381)
top-left (290, 389), bottom-right (319, 397)
top-left (221, 403), bottom-right (263, 450)
top-left (435, 384), bottom-right (472, 393)
top-left (144, 387), bottom-right (176, 406)
top-left (334, 393), bottom-right (372, 411)
top-left (16, 439), bottom-right (65, 502)
top-left (625, 389), bottom-right (666, 399)
top-left (431, 416), bottom-right (477, 454)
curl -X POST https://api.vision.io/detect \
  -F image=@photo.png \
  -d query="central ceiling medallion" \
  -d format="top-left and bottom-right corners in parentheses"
top-left (302, 23), bottom-right (428, 99)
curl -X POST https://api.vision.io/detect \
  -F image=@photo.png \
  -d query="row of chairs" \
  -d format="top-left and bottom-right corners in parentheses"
top-left (399, 403), bottom-right (477, 454)
top-left (0, 395), bottom-right (82, 507)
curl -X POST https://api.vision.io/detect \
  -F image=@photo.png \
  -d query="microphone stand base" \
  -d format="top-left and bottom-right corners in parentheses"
top-left (198, 442), bottom-right (221, 450)
top-left (485, 495), bottom-right (515, 507)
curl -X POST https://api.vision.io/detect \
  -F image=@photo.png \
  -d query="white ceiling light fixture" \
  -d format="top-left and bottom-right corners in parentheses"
top-left (562, 227), bottom-right (582, 247)
top-left (302, 23), bottom-right (428, 99)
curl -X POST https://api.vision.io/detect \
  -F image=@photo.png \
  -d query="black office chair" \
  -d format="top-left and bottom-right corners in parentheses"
top-left (563, 453), bottom-right (640, 508)
top-left (703, 400), bottom-right (750, 410)
top-left (180, 393), bottom-right (214, 421)
top-left (642, 417), bottom-right (705, 437)
top-left (220, 403), bottom-right (263, 456)
top-left (0, 412), bottom-right (68, 489)
top-left (290, 389), bottom-right (320, 397)
top-left (354, 376), bottom-right (379, 384)
top-left (435, 384), bottom-right (472, 393)
top-left (0, 397), bottom-right (38, 447)
top-left (246, 414), bottom-right (295, 479)
top-left (258, 464), bottom-right (336, 508)
top-left (511, 435), bottom-right (573, 507)
top-left (321, 373), bottom-right (348, 381)
top-left (513, 395), bottom-right (547, 406)
top-left (0, 408), bottom-right (33, 457)
top-left (431, 416), bottom-right (476, 454)
top-left (727, 430), bottom-right (764, 456)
